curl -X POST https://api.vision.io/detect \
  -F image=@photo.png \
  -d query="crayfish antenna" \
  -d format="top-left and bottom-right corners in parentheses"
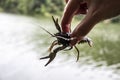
top-left (39, 26), bottom-right (55, 37)
top-left (74, 46), bottom-right (80, 62)
top-left (52, 16), bottom-right (61, 33)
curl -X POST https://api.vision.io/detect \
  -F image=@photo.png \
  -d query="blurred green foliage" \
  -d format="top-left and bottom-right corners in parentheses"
top-left (0, 0), bottom-right (65, 16)
top-left (0, 0), bottom-right (120, 22)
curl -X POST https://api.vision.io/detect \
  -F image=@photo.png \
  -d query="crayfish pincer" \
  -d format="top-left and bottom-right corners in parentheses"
top-left (40, 16), bottom-right (93, 66)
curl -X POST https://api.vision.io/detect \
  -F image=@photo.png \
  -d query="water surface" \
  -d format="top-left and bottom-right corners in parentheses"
top-left (0, 13), bottom-right (120, 80)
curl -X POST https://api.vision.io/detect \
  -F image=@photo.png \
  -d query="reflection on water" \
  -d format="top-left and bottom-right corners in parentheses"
top-left (0, 13), bottom-right (120, 80)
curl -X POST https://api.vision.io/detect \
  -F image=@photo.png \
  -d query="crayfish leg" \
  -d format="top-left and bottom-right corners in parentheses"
top-left (87, 40), bottom-right (93, 47)
top-left (48, 40), bottom-right (58, 52)
top-left (74, 46), bottom-right (80, 62)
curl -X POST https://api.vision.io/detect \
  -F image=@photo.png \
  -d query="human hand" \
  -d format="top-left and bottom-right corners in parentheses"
top-left (62, 0), bottom-right (120, 46)
top-left (61, 0), bottom-right (88, 33)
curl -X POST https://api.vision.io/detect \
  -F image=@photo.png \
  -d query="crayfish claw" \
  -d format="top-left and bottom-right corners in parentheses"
top-left (40, 52), bottom-right (57, 66)
top-left (40, 56), bottom-right (49, 60)
top-left (44, 52), bottom-right (57, 66)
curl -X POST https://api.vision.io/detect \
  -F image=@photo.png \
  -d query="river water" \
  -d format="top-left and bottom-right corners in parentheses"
top-left (0, 13), bottom-right (119, 80)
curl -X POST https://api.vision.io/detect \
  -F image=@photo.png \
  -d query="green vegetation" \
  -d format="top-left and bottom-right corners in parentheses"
top-left (0, 0), bottom-right (65, 16)
top-left (0, 0), bottom-right (120, 21)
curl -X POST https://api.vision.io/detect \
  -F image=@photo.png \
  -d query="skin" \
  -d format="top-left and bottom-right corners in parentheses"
top-left (61, 0), bottom-right (120, 46)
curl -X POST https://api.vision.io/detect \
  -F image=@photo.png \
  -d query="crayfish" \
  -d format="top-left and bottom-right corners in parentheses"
top-left (40, 16), bottom-right (93, 66)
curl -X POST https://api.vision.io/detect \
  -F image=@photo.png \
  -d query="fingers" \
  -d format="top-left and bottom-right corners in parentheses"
top-left (61, 0), bottom-right (80, 33)
top-left (75, 2), bottom-right (88, 15)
